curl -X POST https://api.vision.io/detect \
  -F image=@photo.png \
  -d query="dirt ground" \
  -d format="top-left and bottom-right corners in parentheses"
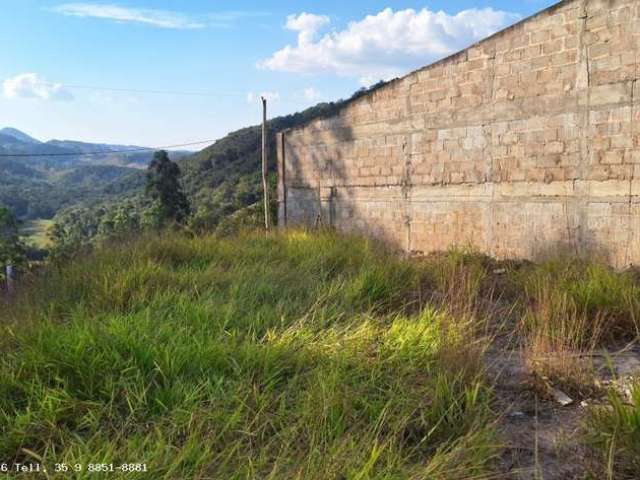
top-left (486, 343), bottom-right (640, 479)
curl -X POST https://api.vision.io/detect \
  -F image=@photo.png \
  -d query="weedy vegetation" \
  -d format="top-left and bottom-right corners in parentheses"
top-left (1, 230), bottom-right (639, 478)
top-left (0, 231), bottom-right (498, 479)
top-left (586, 384), bottom-right (640, 480)
top-left (513, 259), bottom-right (640, 397)
top-left (509, 258), bottom-right (640, 477)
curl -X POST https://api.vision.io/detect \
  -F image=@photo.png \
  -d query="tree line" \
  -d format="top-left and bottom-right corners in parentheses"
top-left (1, 151), bottom-right (192, 281)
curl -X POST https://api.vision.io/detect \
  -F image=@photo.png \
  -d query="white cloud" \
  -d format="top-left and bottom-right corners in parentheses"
top-left (207, 11), bottom-right (270, 27)
top-left (3, 73), bottom-right (74, 101)
top-left (286, 13), bottom-right (330, 44)
top-left (53, 3), bottom-right (205, 29)
top-left (52, 3), bottom-right (268, 29)
top-left (261, 7), bottom-right (521, 84)
top-left (303, 87), bottom-right (321, 101)
top-left (246, 91), bottom-right (281, 104)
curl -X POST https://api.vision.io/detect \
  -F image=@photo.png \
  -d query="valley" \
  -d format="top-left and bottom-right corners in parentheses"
top-left (1, 96), bottom-right (361, 253)
top-left (0, 127), bottom-right (190, 221)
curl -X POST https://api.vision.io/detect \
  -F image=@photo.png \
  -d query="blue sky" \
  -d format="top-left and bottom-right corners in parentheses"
top-left (0, 0), bottom-right (556, 147)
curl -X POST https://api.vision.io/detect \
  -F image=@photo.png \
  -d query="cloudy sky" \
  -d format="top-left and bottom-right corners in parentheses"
top-left (0, 0), bottom-right (555, 147)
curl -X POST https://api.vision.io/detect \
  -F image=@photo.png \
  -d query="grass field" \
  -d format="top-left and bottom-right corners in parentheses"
top-left (0, 231), bottom-right (497, 479)
top-left (19, 219), bottom-right (54, 250)
top-left (1, 230), bottom-right (639, 479)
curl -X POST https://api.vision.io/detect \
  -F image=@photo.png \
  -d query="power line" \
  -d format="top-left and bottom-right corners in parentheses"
top-left (42, 80), bottom-right (302, 103)
top-left (0, 139), bottom-right (217, 158)
top-left (58, 83), bottom-right (247, 98)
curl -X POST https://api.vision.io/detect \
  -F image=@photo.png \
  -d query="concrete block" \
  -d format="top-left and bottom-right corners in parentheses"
top-left (280, 0), bottom-right (640, 266)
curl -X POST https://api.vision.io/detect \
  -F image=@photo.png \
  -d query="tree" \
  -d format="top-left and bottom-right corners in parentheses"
top-left (0, 206), bottom-right (26, 268)
top-left (145, 151), bottom-right (191, 224)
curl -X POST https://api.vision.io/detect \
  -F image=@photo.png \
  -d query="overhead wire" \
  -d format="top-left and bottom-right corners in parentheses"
top-left (0, 139), bottom-right (218, 157)
top-left (0, 79), bottom-right (320, 158)
top-left (39, 80), bottom-right (303, 103)
top-left (51, 82), bottom-right (247, 98)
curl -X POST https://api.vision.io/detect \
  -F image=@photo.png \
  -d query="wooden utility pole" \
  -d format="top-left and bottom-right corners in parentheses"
top-left (261, 96), bottom-right (271, 231)
top-left (5, 265), bottom-right (14, 296)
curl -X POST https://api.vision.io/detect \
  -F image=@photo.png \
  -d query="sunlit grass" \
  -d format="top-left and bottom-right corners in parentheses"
top-left (3, 230), bottom-right (638, 478)
top-left (0, 230), bottom-right (497, 479)
top-left (19, 219), bottom-right (54, 249)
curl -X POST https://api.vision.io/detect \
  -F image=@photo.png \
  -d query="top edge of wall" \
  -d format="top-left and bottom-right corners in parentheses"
top-left (279, 0), bottom-right (574, 136)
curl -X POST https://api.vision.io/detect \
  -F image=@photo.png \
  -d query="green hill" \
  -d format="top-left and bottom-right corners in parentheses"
top-left (0, 161), bottom-right (140, 219)
top-left (50, 96), bottom-right (364, 247)
top-left (56, 165), bottom-right (139, 189)
top-left (0, 128), bottom-right (191, 221)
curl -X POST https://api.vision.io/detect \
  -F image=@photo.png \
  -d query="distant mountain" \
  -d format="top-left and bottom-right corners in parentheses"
top-left (0, 127), bottom-right (41, 144)
top-left (57, 165), bottom-right (138, 189)
top-left (0, 132), bottom-right (76, 161)
top-left (2, 82), bottom-right (380, 228)
top-left (47, 139), bottom-right (135, 153)
top-left (0, 128), bottom-right (191, 169)
top-left (0, 157), bottom-right (140, 219)
top-left (0, 127), bottom-right (191, 220)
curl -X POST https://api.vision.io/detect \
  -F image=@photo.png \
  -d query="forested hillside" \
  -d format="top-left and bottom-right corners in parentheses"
top-left (51, 86), bottom-right (383, 249)
top-left (0, 160), bottom-right (141, 219)
top-left (0, 129), bottom-right (189, 220)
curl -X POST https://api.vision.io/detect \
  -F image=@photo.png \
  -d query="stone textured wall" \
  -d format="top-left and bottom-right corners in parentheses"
top-left (277, 0), bottom-right (640, 267)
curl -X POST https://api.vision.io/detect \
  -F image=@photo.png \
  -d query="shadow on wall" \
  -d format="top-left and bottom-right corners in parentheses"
top-left (527, 237), bottom-right (601, 266)
top-left (282, 97), bottom-right (413, 252)
top-left (281, 116), bottom-right (351, 227)
top-left (534, 229), bottom-right (635, 268)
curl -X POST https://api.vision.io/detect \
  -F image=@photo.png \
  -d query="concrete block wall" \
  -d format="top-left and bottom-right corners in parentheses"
top-left (277, 0), bottom-right (640, 267)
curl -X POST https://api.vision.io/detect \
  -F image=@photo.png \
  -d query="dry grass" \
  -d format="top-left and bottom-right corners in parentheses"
top-left (520, 279), bottom-right (606, 399)
top-left (504, 257), bottom-right (640, 400)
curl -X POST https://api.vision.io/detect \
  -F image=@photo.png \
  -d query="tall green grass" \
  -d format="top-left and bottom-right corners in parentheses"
top-left (0, 231), bottom-right (497, 479)
top-left (515, 258), bottom-right (640, 344)
top-left (586, 384), bottom-right (640, 479)
top-left (503, 257), bottom-right (640, 397)
top-left (507, 257), bottom-right (640, 476)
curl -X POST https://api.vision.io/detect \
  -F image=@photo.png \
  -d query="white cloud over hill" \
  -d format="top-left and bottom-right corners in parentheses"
top-left (261, 7), bottom-right (521, 85)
